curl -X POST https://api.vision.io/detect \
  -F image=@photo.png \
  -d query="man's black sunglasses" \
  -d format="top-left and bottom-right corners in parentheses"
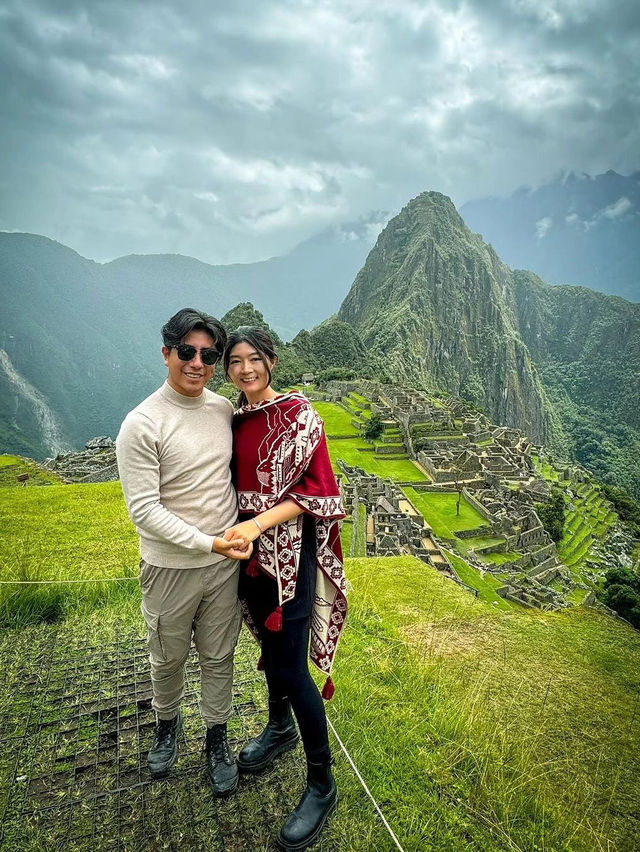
top-left (173, 344), bottom-right (221, 365)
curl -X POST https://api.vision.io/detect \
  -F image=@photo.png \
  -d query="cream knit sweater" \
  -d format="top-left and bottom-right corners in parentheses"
top-left (116, 381), bottom-right (238, 568)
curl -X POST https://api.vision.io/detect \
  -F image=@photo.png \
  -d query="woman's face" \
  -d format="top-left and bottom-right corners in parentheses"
top-left (227, 341), bottom-right (275, 402)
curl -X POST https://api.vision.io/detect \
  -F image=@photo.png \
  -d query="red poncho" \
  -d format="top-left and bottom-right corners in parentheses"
top-left (233, 392), bottom-right (348, 691)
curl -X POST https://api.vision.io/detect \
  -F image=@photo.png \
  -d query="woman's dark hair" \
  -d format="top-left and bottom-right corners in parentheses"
top-left (162, 308), bottom-right (226, 350)
top-left (224, 325), bottom-right (278, 407)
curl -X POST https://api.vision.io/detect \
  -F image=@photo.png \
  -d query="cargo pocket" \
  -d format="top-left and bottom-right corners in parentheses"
top-left (141, 604), bottom-right (166, 662)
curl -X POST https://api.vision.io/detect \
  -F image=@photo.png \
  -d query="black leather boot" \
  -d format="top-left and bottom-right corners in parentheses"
top-left (205, 722), bottom-right (239, 796)
top-left (277, 757), bottom-right (338, 850)
top-left (147, 711), bottom-right (182, 778)
top-left (238, 697), bottom-right (299, 772)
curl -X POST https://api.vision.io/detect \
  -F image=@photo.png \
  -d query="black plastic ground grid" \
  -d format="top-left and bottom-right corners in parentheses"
top-left (0, 626), bottom-right (283, 851)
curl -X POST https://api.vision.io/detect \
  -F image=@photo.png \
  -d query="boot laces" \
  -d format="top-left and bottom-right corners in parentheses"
top-left (206, 727), bottom-right (232, 763)
top-left (154, 718), bottom-right (176, 747)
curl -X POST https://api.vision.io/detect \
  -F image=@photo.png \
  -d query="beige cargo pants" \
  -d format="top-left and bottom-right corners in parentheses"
top-left (139, 558), bottom-right (242, 725)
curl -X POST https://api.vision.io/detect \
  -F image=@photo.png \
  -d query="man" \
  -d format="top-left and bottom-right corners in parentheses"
top-left (116, 307), bottom-right (250, 796)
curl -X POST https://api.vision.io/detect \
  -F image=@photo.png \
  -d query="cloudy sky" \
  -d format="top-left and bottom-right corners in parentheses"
top-left (1, 0), bottom-right (639, 264)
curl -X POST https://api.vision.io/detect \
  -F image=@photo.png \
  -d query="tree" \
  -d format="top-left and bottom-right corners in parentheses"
top-left (363, 413), bottom-right (384, 441)
top-left (536, 488), bottom-right (565, 542)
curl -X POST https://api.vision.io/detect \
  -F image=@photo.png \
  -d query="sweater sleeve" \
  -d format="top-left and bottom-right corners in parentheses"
top-left (115, 412), bottom-right (215, 554)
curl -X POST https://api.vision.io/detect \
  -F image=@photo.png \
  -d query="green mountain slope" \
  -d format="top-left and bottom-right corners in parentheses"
top-left (338, 192), bottom-right (556, 445)
top-left (0, 234), bottom-right (165, 455)
top-left (337, 191), bottom-right (640, 496)
top-left (513, 270), bottom-right (640, 495)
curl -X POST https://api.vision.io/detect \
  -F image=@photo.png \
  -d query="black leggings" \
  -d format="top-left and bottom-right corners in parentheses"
top-left (240, 516), bottom-right (330, 763)
top-left (261, 616), bottom-right (330, 762)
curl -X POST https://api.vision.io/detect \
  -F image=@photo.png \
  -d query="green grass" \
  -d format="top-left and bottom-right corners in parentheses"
top-left (460, 536), bottom-right (506, 552)
top-left (354, 501), bottom-right (367, 557)
top-left (0, 454), bottom-right (63, 487)
top-left (0, 481), bottom-right (139, 584)
top-left (557, 485), bottom-right (617, 579)
top-left (313, 401), bottom-right (362, 436)
top-left (1, 478), bottom-right (639, 850)
top-left (340, 518), bottom-right (353, 555)
top-left (444, 550), bottom-right (513, 610)
top-left (337, 556), bottom-right (640, 851)
top-left (478, 551), bottom-right (522, 566)
top-left (328, 438), bottom-right (429, 482)
top-left (403, 488), bottom-right (487, 538)
top-left (0, 480), bottom-right (139, 627)
top-left (349, 392), bottom-right (369, 406)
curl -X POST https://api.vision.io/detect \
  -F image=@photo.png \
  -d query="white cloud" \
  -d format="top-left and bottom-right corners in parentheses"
top-left (600, 196), bottom-right (633, 219)
top-left (536, 216), bottom-right (554, 238)
top-left (0, 0), bottom-right (638, 263)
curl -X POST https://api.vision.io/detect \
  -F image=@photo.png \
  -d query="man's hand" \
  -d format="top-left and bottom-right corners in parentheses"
top-left (213, 536), bottom-right (253, 560)
top-left (223, 519), bottom-right (262, 547)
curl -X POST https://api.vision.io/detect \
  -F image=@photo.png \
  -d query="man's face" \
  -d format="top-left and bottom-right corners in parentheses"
top-left (162, 329), bottom-right (218, 397)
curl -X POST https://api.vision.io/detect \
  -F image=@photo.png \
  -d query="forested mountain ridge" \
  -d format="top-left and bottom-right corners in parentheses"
top-left (0, 234), bottom-right (163, 457)
top-left (0, 220), bottom-right (376, 457)
top-left (336, 191), bottom-right (640, 497)
top-left (512, 270), bottom-right (640, 496)
top-left (338, 191), bottom-right (557, 445)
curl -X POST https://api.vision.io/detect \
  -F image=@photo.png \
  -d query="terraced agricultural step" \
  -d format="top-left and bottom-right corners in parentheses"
top-left (374, 444), bottom-right (407, 455)
top-left (561, 535), bottom-right (594, 565)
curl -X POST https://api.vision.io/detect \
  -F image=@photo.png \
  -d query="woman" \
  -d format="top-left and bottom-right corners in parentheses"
top-left (222, 326), bottom-right (347, 851)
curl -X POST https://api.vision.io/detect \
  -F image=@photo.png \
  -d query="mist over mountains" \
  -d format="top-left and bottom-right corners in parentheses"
top-left (1, 185), bottom-right (639, 497)
top-left (461, 170), bottom-right (640, 303)
top-left (0, 216), bottom-right (381, 457)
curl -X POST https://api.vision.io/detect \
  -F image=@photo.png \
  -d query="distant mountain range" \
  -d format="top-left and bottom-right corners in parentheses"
top-left (461, 170), bottom-right (640, 303)
top-left (1, 186), bottom-right (639, 497)
top-left (0, 215), bottom-right (384, 457)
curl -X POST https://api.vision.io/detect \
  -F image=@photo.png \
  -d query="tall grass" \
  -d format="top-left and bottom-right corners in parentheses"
top-left (330, 556), bottom-right (640, 851)
top-left (0, 566), bottom-right (139, 628)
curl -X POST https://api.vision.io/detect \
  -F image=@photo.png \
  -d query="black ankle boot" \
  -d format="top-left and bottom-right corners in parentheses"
top-left (277, 757), bottom-right (338, 850)
top-left (148, 711), bottom-right (182, 778)
top-left (205, 722), bottom-right (239, 796)
top-left (238, 697), bottom-right (299, 772)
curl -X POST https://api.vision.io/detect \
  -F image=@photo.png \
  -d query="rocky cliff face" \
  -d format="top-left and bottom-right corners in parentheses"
top-left (339, 192), bottom-right (555, 444)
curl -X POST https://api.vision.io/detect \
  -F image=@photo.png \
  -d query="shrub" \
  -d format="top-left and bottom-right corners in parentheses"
top-left (602, 566), bottom-right (640, 628)
top-left (536, 488), bottom-right (565, 542)
top-left (363, 413), bottom-right (384, 441)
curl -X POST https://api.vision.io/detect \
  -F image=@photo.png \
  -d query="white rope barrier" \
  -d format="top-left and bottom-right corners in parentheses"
top-left (327, 717), bottom-right (406, 852)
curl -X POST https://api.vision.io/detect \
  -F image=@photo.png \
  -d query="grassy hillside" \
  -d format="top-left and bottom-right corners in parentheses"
top-left (1, 404), bottom-right (638, 849)
top-left (1, 484), bottom-right (638, 849)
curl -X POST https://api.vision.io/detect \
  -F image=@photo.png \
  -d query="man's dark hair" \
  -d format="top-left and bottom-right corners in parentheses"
top-left (162, 308), bottom-right (227, 350)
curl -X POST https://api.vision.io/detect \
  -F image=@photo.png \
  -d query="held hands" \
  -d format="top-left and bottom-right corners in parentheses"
top-left (223, 518), bottom-right (263, 550)
top-left (213, 535), bottom-right (253, 560)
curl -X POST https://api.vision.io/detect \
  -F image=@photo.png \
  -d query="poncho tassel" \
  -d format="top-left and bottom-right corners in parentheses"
top-left (321, 676), bottom-right (335, 701)
top-left (265, 606), bottom-right (283, 632)
top-left (256, 655), bottom-right (265, 671)
top-left (246, 561), bottom-right (260, 578)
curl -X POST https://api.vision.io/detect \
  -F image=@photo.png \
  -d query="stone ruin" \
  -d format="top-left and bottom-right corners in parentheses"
top-left (42, 436), bottom-right (119, 483)
top-left (338, 461), bottom-right (479, 598)
top-left (328, 380), bottom-right (576, 610)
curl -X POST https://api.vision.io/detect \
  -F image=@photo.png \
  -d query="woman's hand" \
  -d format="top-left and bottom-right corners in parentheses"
top-left (213, 535), bottom-right (253, 560)
top-left (224, 502), bottom-right (304, 547)
top-left (223, 519), bottom-right (262, 547)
